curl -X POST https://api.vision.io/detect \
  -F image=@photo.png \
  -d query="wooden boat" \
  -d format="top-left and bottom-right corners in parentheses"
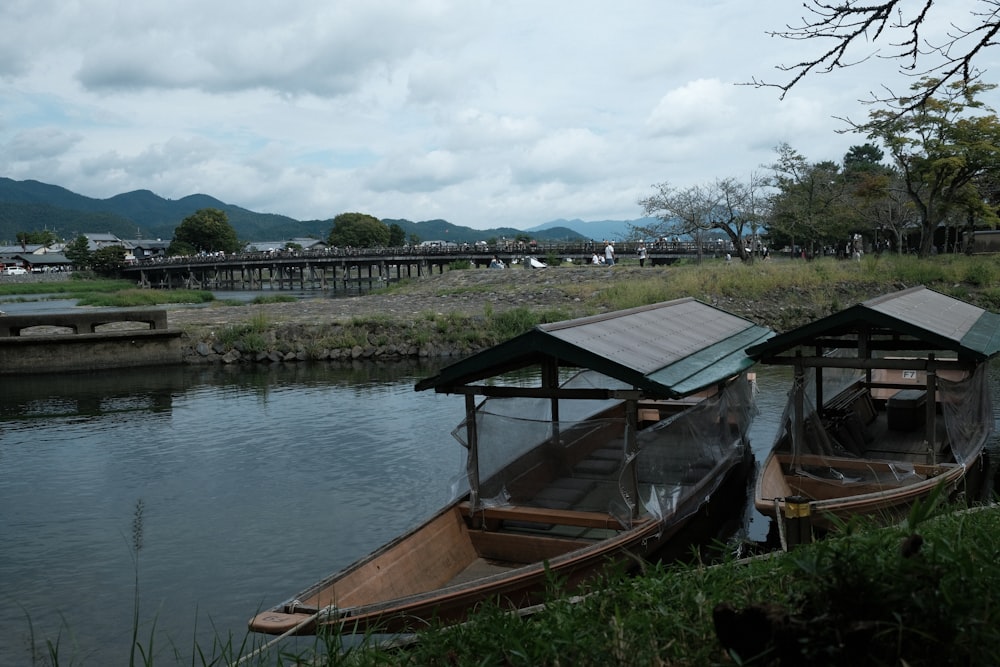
top-left (747, 286), bottom-right (1000, 535)
top-left (248, 298), bottom-right (772, 636)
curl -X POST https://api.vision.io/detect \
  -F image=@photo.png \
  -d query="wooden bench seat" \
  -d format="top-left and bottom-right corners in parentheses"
top-left (458, 501), bottom-right (641, 530)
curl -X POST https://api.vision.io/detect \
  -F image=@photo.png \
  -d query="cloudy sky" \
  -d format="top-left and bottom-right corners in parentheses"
top-left (2, 1), bottom-right (997, 230)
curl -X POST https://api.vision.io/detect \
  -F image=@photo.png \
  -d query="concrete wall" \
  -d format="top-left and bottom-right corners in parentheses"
top-left (0, 330), bottom-right (184, 375)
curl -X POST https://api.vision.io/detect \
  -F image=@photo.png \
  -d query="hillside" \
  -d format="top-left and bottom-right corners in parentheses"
top-left (0, 178), bottom-right (588, 245)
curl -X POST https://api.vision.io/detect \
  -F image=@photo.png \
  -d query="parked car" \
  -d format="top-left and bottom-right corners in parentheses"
top-left (2, 267), bottom-right (27, 275)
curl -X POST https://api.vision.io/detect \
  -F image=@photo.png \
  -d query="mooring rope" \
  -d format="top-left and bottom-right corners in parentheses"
top-left (773, 497), bottom-right (788, 552)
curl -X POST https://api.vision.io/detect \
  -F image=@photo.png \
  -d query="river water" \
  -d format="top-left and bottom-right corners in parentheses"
top-left (0, 360), bottom-right (983, 665)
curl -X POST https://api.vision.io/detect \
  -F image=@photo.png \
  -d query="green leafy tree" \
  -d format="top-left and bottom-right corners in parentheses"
top-left (64, 235), bottom-right (91, 268)
top-left (766, 143), bottom-right (851, 256)
top-left (328, 213), bottom-right (390, 247)
top-left (168, 208), bottom-right (241, 256)
top-left (16, 230), bottom-right (58, 247)
top-left (861, 77), bottom-right (1000, 256)
top-left (90, 245), bottom-right (127, 277)
top-left (387, 222), bottom-right (406, 247)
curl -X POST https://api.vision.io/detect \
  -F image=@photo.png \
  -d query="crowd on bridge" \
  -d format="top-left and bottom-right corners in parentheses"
top-left (130, 238), bottom-right (734, 268)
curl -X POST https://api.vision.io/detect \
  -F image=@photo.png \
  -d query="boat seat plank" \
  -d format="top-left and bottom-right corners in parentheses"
top-left (447, 557), bottom-right (518, 586)
top-left (458, 501), bottom-right (633, 530)
top-left (469, 530), bottom-right (594, 563)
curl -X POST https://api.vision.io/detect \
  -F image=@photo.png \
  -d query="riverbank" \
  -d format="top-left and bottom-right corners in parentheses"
top-left (167, 257), bottom-right (988, 365)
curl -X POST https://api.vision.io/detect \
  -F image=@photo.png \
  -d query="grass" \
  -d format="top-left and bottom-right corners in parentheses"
top-left (291, 498), bottom-right (999, 667)
top-left (76, 289), bottom-right (215, 307)
top-left (0, 278), bottom-right (134, 296)
top-left (216, 311), bottom-right (272, 352)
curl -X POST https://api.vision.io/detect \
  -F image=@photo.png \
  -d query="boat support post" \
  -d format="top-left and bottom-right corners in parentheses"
top-left (465, 393), bottom-right (480, 513)
top-left (926, 354), bottom-right (937, 464)
top-left (624, 399), bottom-right (640, 519)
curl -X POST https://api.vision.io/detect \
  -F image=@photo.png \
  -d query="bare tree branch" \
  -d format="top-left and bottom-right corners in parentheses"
top-left (749, 0), bottom-right (1000, 108)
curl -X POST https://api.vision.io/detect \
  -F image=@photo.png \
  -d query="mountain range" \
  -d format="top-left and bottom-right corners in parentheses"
top-left (0, 177), bottom-right (646, 245)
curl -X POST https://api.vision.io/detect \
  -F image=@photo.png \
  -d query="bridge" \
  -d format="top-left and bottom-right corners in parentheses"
top-left (122, 241), bottom-right (728, 292)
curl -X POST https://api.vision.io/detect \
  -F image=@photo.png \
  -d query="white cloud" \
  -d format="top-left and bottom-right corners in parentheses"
top-left (645, 79), bottom-right (738, 137)
top-left (1, 0), bottom-right (997, 229)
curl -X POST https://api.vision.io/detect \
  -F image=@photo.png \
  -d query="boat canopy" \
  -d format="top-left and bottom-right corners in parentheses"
top-left (416, 298), bottom-right (773, 398)
top-left (746, 286), bottom-right (999, 480)
top-left (746, 285), bottom-right (1000, 364)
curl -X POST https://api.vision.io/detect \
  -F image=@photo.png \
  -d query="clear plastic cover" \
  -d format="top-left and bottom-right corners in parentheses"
top-left (769, 350), bottom-right (992, 493)
top-left (453, 369), bottom-right (755, 531)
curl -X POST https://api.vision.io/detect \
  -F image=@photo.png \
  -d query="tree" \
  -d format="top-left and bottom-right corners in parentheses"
top-left (636, 175), bottom-right (769, 262)
top-left (64, 235), bottom-right (91, 268)
top-left (327, 213), bottom-right (389, 247)
top-left (843, 143), bottom-right (887, 175)
top-left (766, 143), bottom-right (852, 256)
top-left (169, 208), bottom-right (241, 256)
top-left (758, 0), bottom-right (1000, 108)
top-left (90, 245), bottom-right (127, 277)
top-left (16, 230), bottom-right (57, 247)
top-left (387, 222), bottom-right (406, 247)
top-left (860, 77), bottom-right (1000, 256)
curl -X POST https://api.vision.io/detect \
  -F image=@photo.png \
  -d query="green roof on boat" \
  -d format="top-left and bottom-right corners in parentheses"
top-left (415, 298), bottom-right (774, 398)
top-left (745, 285), bottom-right (1000, 363)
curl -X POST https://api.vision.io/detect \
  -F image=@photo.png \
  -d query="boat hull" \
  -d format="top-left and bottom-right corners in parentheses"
top-left (754, 449), bottom-right (981, 532)
top-left (250, 442), bottom-right (751, 636)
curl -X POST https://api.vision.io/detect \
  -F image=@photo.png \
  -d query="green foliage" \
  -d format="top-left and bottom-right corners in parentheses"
top-left (488, 307), bottom-right (539, 339)
top-left (169, 208), bottom-right (241, 255)
top-left (16, 229), bottom-right (57, 246)
top-left (216, 312), bottom-right (272, 352)
top-left (963, 259), bottom-right (997, 287)
top-left (89, 244), bottom-right (128, 277)
top-left (327, 212), bottom-right (390, 247)
top-left (75, 289), bottom-right (214, 307)
top-left (767, 143), bottom-right (854, 253)
top-left (863, 77), bottom-right (1000, 257)
top-left (387, 222), bottom-right (406, 246)
top-left (63, 235), bottom-right (91, 267)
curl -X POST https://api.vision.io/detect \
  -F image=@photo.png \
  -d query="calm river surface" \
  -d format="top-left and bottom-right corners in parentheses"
top-left (1, 361), bottom-right (986, 665)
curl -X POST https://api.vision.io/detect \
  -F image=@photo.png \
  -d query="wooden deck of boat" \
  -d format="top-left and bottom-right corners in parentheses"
top-left (447, 557), bottom-right (518, 586)
top-left (862, 416), bottom-right (949, 464)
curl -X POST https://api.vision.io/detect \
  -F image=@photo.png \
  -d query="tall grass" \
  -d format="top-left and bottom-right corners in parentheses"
top-left (77, 289), bottom-right (215, 307)
top-left (216, 311), bottom-right (272, 352)
top-left (0, 278), bottom-right (134, 296)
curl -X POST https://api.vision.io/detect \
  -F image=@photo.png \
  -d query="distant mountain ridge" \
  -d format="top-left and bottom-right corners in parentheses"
top-left (0, 177), bottom-right (636, 245)
top-left (527, 217), bottom-right (659, 241)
